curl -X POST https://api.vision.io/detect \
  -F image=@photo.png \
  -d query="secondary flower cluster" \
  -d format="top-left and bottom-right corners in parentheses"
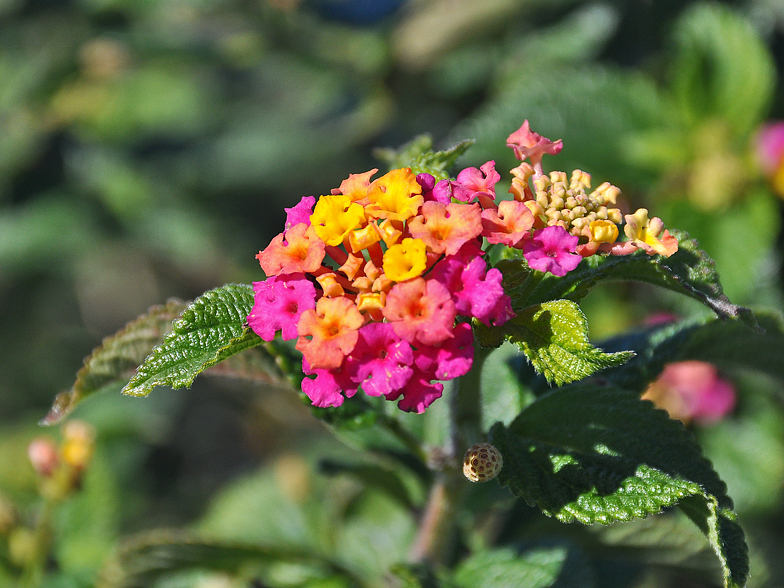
top-left (248, 121), bottom-right (678, 412)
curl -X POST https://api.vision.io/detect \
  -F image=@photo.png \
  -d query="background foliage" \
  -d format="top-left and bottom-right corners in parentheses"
top-left (2, 0), bottom-right (784, 586)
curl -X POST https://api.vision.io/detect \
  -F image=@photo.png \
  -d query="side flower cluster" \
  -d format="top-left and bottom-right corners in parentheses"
top-left (247, 121), bottom-right (679, 413)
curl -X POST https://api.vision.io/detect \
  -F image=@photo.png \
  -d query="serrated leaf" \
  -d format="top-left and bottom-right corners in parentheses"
top-left (41, 299), bottom-right (187, 425)
top-left (374, 135), bottom-right (474, 180)
top-left (490, 384), bottom-right (748, 588)
top-left (452, 545), bottom-right (594, 588)
top-left (122, 284), bottom-right (267, 397)
top-left (97, 530), bottom-right (361, 588)
top-left (499, 230), bottom-right (755, 327)
top-left (504, 299), bottom-right (633, 386)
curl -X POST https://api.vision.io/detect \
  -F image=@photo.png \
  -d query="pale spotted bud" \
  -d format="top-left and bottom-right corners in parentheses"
top-left (463, 442), bottom-right (503, 483)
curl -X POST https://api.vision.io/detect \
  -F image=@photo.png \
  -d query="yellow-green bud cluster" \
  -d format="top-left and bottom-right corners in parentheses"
top-left (533, 170), bottom-right (623, 238)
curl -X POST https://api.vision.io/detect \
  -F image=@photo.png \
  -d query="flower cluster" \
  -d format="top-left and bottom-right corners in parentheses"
top-left (248, 121), bottom-right (679, 412)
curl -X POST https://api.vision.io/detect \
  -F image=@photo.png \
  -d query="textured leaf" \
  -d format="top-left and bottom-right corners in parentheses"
top-left (97, 530), bottom-right (361, 588)
top-left (503, 299), bottom-right (633, 386)
top-left (452, 545), bottom-right (594, 588)
top-left (41, 299), bottom-right (187, 425)
top-left (490, 384), bottom-right (748, 588)
top-left (374, 135), bottom-right (474, 180)
top-left (499, 231), bottom-right (753, 327)
top-left (122, 284), bottom-right (268, 397)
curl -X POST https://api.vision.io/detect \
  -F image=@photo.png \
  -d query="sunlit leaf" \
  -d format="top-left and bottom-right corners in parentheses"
top-left (503, 299), bottom-right (633, 386)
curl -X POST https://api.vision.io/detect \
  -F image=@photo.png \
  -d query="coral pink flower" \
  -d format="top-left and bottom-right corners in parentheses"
top-left (257, 223), bottom-right (326, 276)
top-left (523, 226), bottom-right (582, 277)
top-left (332, 169), bottom-right (378, 202)
top-left (346, 323), bottom-right (414, 397)
top-left (248, 274), bottom-right (316, 341)
top-left (408, 201), bottom-right (483, 256)
top-left (383, 277), bottom-right (456, 346)
top-left (296, 297), bottom-right (364, 370)
top-left (506, 120), bottom-right (563, 173)
top-left (481, 200), bottom-right (535, 247)
top-left (642, 361), bottom-right (736, 425)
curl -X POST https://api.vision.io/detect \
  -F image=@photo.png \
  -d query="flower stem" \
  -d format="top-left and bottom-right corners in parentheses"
top-left (410, 341), bottom-right (492, 566)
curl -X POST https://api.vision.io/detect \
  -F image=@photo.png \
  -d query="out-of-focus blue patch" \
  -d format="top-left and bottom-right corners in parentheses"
top-left (310, 0), bottom-right (407, 25)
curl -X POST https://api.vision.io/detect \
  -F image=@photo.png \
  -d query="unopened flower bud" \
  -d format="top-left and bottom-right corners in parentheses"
top-left (28, 438), bottom-right (59, 478)
top-left (463, 442), bottom-right (503, 482)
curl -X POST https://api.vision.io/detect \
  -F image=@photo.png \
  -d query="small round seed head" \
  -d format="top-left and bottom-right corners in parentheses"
top-left (463, 442), bottom-right (503, 483)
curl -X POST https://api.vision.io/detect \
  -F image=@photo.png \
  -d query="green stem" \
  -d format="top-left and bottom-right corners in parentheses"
top-left (19, 499), bottom-right (54, 588)
top-left (410, 341), bottom-right (493, 566)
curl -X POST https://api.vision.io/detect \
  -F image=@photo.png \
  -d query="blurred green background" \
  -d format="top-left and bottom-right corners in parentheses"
top-left (2, 0), bottom-right (784, 586)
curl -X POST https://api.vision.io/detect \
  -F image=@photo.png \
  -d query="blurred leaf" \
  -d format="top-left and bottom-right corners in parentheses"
top-left (374, 135), bottom-right (474, 180)
top-left (480, 342), bottom-right (531, 431)
top-left (491, 383), bottom-right (748, 588)
top-left (41, 299), bottom-right (187, 425)
top-left (319, 460), bottom-right (416, 510)
top-left (602, 310), bottom-right (784, 391)
top-left (452, 544), bottom-right (594, 588)
top-left (503, 299), bottom-right (634, 386)
top-left (97, 530), bottom-right (362, 588)
top-left (122, 284), bottom-right (277, 397)
top-left (671, 2), bottom-right (776, 136)
top-left (498, 230), bottom-right (756, 327)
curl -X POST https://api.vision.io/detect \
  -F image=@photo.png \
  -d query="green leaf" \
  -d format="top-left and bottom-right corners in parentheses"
top-left (671, 3), bottom-right (775, 136)
top-left (490, 384), bottom-right (748, 588)
top-left (498, 230), bottom-right (755, 327)
top-left (452, 545), bottom-right (594, 588)
top-left (374, 135), bottom-right (474, 181)
top-left (97, 530), bottom-right (362, 588)
top-left (41, 299), bottom-right (187, 425)
top-left (601, 310), bottom-right (784, 392)
top-left (122, 284), bottom-right (271, 397)
top-left (503, 299), bottom-right (633, 386)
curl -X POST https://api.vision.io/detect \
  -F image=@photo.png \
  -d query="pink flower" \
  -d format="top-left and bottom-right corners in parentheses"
top-left (301, 359), bottom-right (358, 408)
top-left (388, 371), bottom-right (444, 414)
top-left (452, 161), bottom-right (501, 203)
top-left (522, 226), bottom-right (582, 277)
top-left (431, 256), bottom-right (514, 326)
top-left (642, 361), bottom-right (736, 425)
top-left (415, 322), bottom-right (475, 380)
top-left (284, 196), bottom-right (316, 230)
top-left (506, 120), bottom-right (563, 173)
top-left (346, 323), bottom-right (414, 397)
top-left (248, 274), bottom-right (317, 341)
top-left (755, 122), bottom-right (784, 175)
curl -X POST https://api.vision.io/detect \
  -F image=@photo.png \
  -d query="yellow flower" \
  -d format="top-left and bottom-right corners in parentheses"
top-left (366, 168), bottom-right (423, 222)
top-left (311, 195), bottom-right (366, 246)
top-left (383, 238), bottom-right (427, 282)
top-left (589, 220), bottom-right (619, 244)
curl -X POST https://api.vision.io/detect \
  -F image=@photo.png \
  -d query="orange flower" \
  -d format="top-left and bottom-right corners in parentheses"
top-left (296, 297), bottom-right (364, 370)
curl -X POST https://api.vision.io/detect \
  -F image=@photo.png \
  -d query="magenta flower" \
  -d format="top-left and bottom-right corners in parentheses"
top-left (389, 372), bottom-right (444, 414)
top-left (301, 360), bottom-right (358, 408)
top-left (248, 274), bottom-right (316, 341)
top-left (522, 226), bottom-right (582, 277)
top-left (416, 322), bottom-right (474, 380)
top-left (346, 323), bottom-right (414, 397)
top-left (284, 196), bottom-right (316, 230)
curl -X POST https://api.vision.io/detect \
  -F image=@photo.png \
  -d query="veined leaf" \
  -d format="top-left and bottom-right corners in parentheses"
top-left (504, 299), bottom-right (633, 386)
top-left (42, 299), bottom-right (187, 425)
top-left (498, 230), bottom-right (755, 327)
top-left (374, 135), bottom-right (474, 180)
top-left (122, 283), bottom-right (270, 397)
top-left (490, 384), bottom-right (748, 588)
top-left (97, 530), bottom-right (362, 588)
